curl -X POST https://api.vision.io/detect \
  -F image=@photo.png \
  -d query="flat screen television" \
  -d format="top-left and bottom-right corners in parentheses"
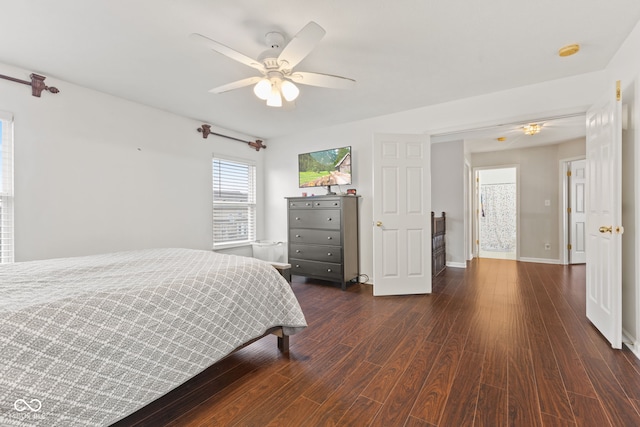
top-left (298, 146), bottom-right (351, 195)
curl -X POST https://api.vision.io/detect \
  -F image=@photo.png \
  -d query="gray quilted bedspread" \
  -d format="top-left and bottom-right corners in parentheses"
top-left (0, 248), bottom-right (307, 426)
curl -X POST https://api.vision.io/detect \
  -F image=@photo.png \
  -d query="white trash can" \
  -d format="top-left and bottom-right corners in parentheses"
top-left (251, 240), bottom-right (286, 263)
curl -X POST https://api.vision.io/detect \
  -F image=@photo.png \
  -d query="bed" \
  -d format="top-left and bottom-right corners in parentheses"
top-left (0, 248), bottom-right (307, 426)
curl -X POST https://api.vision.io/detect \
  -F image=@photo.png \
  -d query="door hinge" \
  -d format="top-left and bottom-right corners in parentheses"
top-left (568, 244), bottom-right (572, 250)
top-left (616, 80), bottom-right (621, 101)
top-left (567, 207), bottom-right (572, 214)
top-left (567, 170), bottom-right (572, 177)
top-left (476, 239), bottom-right (479, 245)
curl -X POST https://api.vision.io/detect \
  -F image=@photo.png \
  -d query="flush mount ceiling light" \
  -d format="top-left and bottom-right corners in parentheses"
top-left (559, 43), bottom-right (580, 57)
top-left (523, 123), bottom-right (541, 135)
top-left (497, 137), bottom-right (506, 142)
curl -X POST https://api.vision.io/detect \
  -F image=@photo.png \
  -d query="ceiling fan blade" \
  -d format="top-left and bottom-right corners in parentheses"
top-left (209, 76), bottom-right (262, 94)
top-left (289, 72), bottom-right (356, 90)
top-left (278, 22), bottom-right (326, 69)
top-left (189, 33), bottom-right (265, 72)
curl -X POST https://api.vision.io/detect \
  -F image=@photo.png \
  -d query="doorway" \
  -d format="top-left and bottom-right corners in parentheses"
top-left (561, 158), bottom-right (587, 264)
top-left (476, 167), bottom-right (518, 260)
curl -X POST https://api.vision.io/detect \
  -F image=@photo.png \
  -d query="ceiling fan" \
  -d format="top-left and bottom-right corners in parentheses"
top-left (189, 21), bottom-right (356, 107)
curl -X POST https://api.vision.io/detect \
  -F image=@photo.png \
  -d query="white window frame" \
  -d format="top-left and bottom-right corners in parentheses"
top-left (0, 111), bottom-right (14, 263)
top-left (212, 155), bottom-right (256, 249)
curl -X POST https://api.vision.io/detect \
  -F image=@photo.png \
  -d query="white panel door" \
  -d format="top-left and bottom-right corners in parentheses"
top-left (569, 159), bottom-right (587, 264)
top-left (586, 82), bottom-right (623, 349)
top-left (372, 133), bottom-right (431, 296)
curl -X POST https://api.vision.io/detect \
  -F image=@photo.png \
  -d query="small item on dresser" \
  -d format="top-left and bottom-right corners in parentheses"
top-left (346, 188), bottom-right (357, 195)
top-left (302, 192), bottom-right (307, 197)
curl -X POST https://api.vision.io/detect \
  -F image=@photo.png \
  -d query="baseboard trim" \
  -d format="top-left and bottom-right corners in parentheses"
top-left (518, 257), bottom-right (561, 265)
top-left (446, 262), bottom-right (467, 269)
top-left (622, 329), bottom-right (640, 360)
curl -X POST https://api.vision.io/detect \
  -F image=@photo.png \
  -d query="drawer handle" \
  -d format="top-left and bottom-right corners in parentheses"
top-left (306, 203), bottom-right (311, 206)
top-left (327, 253), bottom-right (332, 256)
top-left (295, 264), bottom-right (300, 268)
top-left (327, 218), bottom-right (332, 221)
top-left (295, 234), bottom-right (301, 238)
top-left (327, 268), bottom-right (332, 272)
top-left (316, 202), bottom-right (320, 206)
top-left (327, 236), bottom-right (332, 240)
top-left (333, 203), bottom-right (338, 206)
top-left (296, 217), bottom-right (301, 220)
top-left (296, 250), bottom-right (301, 253)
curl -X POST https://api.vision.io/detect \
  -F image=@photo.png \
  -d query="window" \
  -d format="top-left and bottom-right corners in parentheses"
top-left (212, 156), bottom-right (256, 247)
top-left (0, 112), bottom-right (14, 263)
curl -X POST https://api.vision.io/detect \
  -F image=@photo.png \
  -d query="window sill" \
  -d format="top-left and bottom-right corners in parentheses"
top-left (213, 242), bottom-right (253, 251)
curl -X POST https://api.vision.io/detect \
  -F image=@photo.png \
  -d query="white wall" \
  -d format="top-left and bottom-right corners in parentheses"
top-left (622, 78), bottom-right (638, 343)
top-left (0, 62), bottom-right (265, 261)
top-left (263, 71), bottom-right (606, 283)
top-left (431, 140), bottom-right (465, 267)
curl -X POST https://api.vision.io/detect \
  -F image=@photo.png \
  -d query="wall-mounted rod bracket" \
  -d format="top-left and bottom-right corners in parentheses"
top-left (0, 73), bottom-right (60, 97)
top-left (197, 124), bottom-right (266, 151)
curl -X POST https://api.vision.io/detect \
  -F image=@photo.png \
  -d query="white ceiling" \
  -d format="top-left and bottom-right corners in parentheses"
top-left (432, 113), bottom-right (588, 153)
top-left (1, 0), bottom-right (639, 146)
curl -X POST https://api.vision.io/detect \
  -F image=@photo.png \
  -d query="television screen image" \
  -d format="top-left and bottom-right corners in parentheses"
top-left (298, 146), bottom-right (352, 188)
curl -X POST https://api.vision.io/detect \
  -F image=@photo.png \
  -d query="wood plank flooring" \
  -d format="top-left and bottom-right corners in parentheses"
top-left (117, 259), bottom-right (640, 426)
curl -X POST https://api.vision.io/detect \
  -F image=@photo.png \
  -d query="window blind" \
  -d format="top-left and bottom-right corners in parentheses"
top-left (0, 112), bottom-right (14, 263)
top-left (212, 157), bottom-right (256, 246)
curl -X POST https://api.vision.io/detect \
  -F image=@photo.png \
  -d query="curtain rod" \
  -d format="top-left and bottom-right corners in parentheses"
top-left (197, 124), bottom-right (266, 151)
top-left (0, 73), bottom-right (59, 97)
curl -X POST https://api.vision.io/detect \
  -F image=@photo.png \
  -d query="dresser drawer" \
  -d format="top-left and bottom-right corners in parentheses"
top-left (288, 200), bottom-right (315, 209)
top-left (289, 259), bottom-right (342, 281)
top-left (289, 209), bottom-right (341, 230)
top-left (290, 244), bottom-right (342, 262)
top-left (310, 199), bottom-right (341, 209)
top-left (289, 229), bottom-right (342, 245)
top-left (288, 198), bottom-right (341, 209)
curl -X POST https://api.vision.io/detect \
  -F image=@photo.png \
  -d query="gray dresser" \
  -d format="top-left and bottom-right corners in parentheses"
top-left (286, 195), bottom-right (360, 290)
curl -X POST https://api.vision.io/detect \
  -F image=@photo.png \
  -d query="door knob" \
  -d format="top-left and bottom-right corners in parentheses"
top-left (376, 221), bottom-right (383, 227)
top-left (599, 226), bottom-right (612, 233)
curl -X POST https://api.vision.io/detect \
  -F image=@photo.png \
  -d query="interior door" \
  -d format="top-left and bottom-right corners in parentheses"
top-left (586, 81), bottom-right (623, 349)
top-left (477, 167), bottom-right (517, 260)
top-left (569, 159), bottom-right (587, 264)
top-left (372, 133), bottom-right (431, 296)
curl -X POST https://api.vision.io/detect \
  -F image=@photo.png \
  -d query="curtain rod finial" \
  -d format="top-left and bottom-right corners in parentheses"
top-left (197, 124), bottom-right (211, 139)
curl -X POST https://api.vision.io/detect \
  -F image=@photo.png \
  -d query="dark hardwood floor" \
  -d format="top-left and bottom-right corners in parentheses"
top-left (120, 259), bottom-right (640, 426)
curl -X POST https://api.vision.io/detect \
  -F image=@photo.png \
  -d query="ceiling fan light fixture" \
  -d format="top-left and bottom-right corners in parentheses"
top-left (281, 80), bottom-right (300, 102)
top-left (253, 79), bottom-right (271, 100)
top-left (523, 123), bottom-right (541, 135)
top-left (266, 84), bottom-right (283, 107)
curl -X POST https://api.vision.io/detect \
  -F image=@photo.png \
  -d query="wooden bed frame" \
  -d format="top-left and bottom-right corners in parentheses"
top-left (432, 211), bottom-right (446, 277)
top-left (232, 326), bottom-right (290, 354)
top-left (111, 326), bottom-right (289, 426)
